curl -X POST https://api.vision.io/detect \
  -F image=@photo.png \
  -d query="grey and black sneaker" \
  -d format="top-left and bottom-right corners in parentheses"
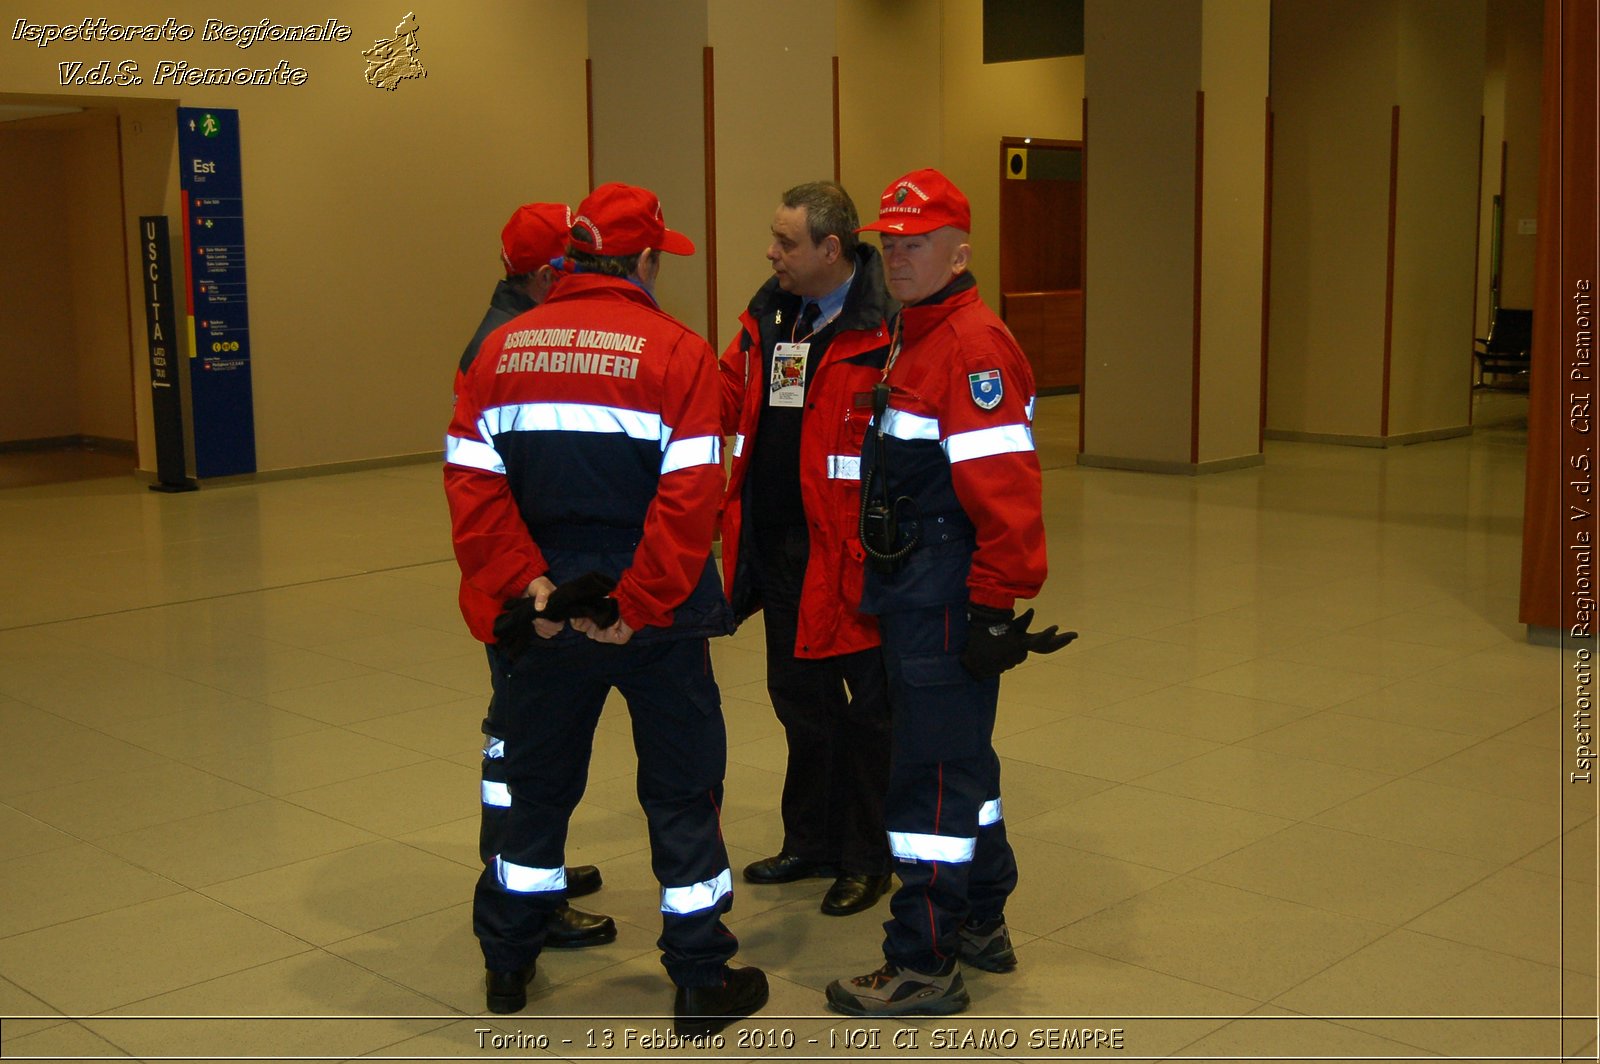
top-left (958, 914), bottom-right (1017, 972)
top-left (825, 961), bottom-right (970, 1016)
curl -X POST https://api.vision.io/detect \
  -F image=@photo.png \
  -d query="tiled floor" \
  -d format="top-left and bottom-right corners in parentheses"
top-left (0, 392), bottom-right (1595, 1061)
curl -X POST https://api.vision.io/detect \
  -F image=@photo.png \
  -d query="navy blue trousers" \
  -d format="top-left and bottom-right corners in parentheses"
top-left (474, 634), bottom-right (738, 987)
top-left (877, 603), bottom-right (1018, 973)
top-left (753, 525), bottom-right (892, 875)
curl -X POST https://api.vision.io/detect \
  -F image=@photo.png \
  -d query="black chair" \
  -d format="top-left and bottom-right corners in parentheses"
top-left (1474, 307), bottom-right (1532, 388)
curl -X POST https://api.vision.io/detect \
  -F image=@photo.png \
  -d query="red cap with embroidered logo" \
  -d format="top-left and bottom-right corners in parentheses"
top-left (856, 168), bottom-right (971, 235)
top-left (500, 202), bottom-right (572, 276)
top-left (569, 182), bottom-right (695, 257)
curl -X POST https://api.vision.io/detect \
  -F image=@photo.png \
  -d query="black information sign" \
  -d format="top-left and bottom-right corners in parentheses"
top-left (139, 215), bottom-right (195, 492)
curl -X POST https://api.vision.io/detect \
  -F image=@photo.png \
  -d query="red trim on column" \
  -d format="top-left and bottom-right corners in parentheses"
top-left (1499, 137), bottom-right (1509, 210)
top-left (114, 113), bottom-right (139, 429)
top-left (832, 56), bottom-right (841, 184)
top-left (585, 59), bottom-right (595, 192)
top-left (1469, 114), bottom-right (1485, 423)
top-left (1520, 0), bottom-right (1599, 632)
top-left (1381, 104), bottom-right (1399, 439)
top-left (1260, 98), bottom-right (1274, 453)
top-left (703, 46), bottom-right (718, 351)
top-left (1079, 97), bottom-right (1088, 456)
top-left (1191, 91), bottom-right (1205, 467)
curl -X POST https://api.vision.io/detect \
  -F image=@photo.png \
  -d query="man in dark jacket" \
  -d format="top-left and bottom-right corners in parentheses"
top-left (719, 181), bottom-right (896, 917)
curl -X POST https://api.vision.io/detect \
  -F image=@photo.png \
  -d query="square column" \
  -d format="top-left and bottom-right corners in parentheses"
top-left (1082, 0), bottom-right (1270, 474)
top-left (1266, 0), bottom-right (1485, 445)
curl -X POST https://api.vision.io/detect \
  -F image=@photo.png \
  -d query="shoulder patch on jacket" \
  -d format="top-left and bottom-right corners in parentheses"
top-left (969, 369), bottom-right (1003, 410)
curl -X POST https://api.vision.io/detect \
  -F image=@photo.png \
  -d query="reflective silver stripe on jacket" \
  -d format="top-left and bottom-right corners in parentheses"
top-left (827, 455), bottom-right (861, 480)
top-left (944, 424), bottom-right (1034, 464)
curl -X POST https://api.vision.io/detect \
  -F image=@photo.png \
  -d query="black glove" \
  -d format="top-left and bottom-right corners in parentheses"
top-left (492, 596), bottom-right (541, 660)
top-left (541, 571), bottom-right (619, 627)
top-left (960, 604), bottom-right (1078, 680)
top-left (491, 573), bottom-right (620, 660)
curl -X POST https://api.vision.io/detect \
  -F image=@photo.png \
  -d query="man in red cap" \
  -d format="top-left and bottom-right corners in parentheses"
top-left (456, 202), bottom-right (617, 959)
top-left (445, 183), bottom-right (767, 1032)
top-left (825, 169), bottom-right (1072, 1016)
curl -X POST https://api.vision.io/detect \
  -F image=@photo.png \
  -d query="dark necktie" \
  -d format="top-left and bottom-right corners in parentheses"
top-left (796, 301), bottom-right (820, 340)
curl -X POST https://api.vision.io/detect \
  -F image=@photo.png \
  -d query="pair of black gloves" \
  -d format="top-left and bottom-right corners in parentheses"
top-left (492, 571), bottom-right (619, 660)
top-left (495, 573), bottom-right (1073, 678)
top-left (961, 604), bottom-right (1077, 679)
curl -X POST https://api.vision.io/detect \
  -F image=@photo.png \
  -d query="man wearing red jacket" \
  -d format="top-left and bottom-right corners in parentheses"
top-left (826, 169), bottom-right (1071, 1017)
top-left (457, 201), bottom-right (614, 952)
top-left (719, 181), bottom-right (895, 917)
top-left (445, 183), bottom-right (766, 1033)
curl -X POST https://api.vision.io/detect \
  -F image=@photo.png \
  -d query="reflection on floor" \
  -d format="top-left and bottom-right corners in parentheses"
top-left (0, 446), bottom-right (133, 491)
top-left (0, 391), bottom-right (1593, 1060)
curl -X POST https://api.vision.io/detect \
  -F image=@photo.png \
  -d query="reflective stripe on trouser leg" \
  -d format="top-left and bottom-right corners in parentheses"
top-left (967, 750), bottom-right (1018, 925)
top-left (480, 732), bottom-right (510, 865)
top-left (479, 644), bottom-right (512, 867)
top-left (883, 754), bottom-right (990, 972)
top-left (661, 868), bottom-right (733, 914)
top-left (474, 640), bottom-right (609, 973)
top-left (617, 637), bottom-right (739, 988)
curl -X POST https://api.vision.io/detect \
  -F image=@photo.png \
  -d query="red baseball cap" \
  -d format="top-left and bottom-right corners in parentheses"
top-left (570, 182), bottom-right (695, 257)
top-left (857, 168), bottom-right (971, 235)
top-left (500, 202), bottom-right (572, 275)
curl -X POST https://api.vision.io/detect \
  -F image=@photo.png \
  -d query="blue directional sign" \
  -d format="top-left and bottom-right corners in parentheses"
top-left (178, 106), bottom-right (256, 478)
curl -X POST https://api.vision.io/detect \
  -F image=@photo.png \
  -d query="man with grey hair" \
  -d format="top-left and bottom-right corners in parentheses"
top-left (718, 181), bottom-right (897, 918)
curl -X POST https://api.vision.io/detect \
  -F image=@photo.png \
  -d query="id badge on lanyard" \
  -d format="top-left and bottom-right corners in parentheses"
top-left (769, 342), bottom-right (809, 408)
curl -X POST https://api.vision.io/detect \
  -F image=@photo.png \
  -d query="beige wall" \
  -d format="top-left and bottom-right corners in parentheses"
top-left (1267, 1), bottom-right (1398, 438)
top-left (0, 2), bottom-right (1525, 475)
top-left (1497, 0), bottom-right (1542, 311)
top-left (940, 0), bottom-right (1084, 307)
top-left (589, 0), bottom-right (708, 339)
top-left (1082, 0), bottom-right (1202, 465)
top-left (1476, 0), bottom-right (1508, 334)
top-left (836, 0), bottom-right (942, 229)
top-left (1, 2), bottom-right (591, 474)
top-left (1389, 0), bottom-right (1484, 435)
top-left (707, 0), bottom-right (836, 347)
top-left (1269, 0), bottom-right (1482, 442)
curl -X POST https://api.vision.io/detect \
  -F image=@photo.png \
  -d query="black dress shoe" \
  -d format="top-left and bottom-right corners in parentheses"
top-left (565, 864), bottom-right (602, 899)
top-left (544, 904), bottom-right (617, 949)
top-left (674, 965), bottom-right (769, 1036)
top-left (485, 962), bottom-right (535, 1014)
top-left (820, 873), bottom-right (893, 916)
top-left (742, 852), bottom-right (838, 884)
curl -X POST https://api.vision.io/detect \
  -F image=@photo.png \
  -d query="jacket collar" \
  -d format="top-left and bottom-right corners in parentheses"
top-left (546, 271), bottom-right (661, 309)
top-left (747, 243), bottom-right (895, 332)
top-left (897, 272), bottom-right (980, 339)
top-left (490, 278), bottom-right (538, 317)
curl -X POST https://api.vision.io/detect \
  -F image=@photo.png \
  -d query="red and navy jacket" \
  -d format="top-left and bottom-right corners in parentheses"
top-left (719, 245), bottom-right (894, 659)
top-left (859, 273), bottom-right (1047, 615)
top-left (445, 272), bottom-right (732, 645)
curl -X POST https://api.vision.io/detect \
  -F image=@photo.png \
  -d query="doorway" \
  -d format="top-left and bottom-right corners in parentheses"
top-left (998, 137), bottom-right (1084, 392)
top-left (0, 102), bottom-right (137, 486)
